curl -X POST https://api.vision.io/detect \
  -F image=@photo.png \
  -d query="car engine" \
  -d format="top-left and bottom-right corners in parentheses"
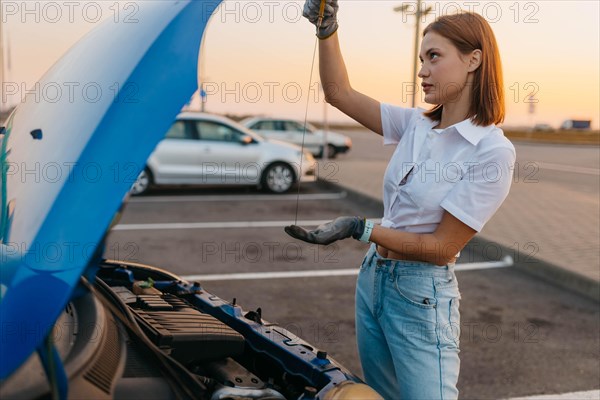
top-left (0, 260), bottom-right (379, 400)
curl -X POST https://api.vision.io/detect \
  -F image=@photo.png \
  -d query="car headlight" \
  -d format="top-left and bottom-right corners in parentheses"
top-left (323, 382), bottom-right (383, 400)
top-left (303, 152), bottom-right (315, 163)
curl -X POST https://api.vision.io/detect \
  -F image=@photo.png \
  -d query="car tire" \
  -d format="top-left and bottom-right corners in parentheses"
top-left (130, 168), bottom-right (152, 196)
top-left (326, 144), bottom-right (337, 159)
top-left (262, 162), bottom-right (295, 194)
top-left (319, 144), bottom-right (337, 159)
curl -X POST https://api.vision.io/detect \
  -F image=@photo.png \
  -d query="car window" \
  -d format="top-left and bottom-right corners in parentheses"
top-left (283, 121), bottom-right (307, 132)
top-left (195, 121), bottom-right (243, 142)
top-left (253, 120), bottom-right (277, 130)
top-left (165, 121), bottom-right (195, 140)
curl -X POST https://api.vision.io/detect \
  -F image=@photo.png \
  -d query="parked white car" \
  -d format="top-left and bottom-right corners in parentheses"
top-left (241, 117), bottom-right (352, 158)
top-left (131, 113), bottom-right (316, 195)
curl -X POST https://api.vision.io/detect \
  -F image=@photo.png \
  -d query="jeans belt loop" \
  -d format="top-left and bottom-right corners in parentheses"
top-left (368, 244), bottom-right (377, 266)
top-left (365, 245), bottom-right (375, 267)
top-left (389, 264), bottom-right (396, 282)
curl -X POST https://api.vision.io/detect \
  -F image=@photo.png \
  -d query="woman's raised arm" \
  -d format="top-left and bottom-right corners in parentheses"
top-left (319, 33), bottom-right (383, 135)
top-left (303, 0), bottom-right (383, 134)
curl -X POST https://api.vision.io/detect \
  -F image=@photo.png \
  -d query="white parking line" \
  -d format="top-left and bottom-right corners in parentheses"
top-left (129, 192), bottom-right (348, 203)
top-left (455, 256), bottom-right (514, 271)
top-left (180, 258), bottom-right (513, 282)
top-left (182, 269), bottom-right (360, 282)
top-left (536, 162), bottom-right (600, 176)
top-left (113, 218), bottom-right (382, 231)
top-left (506, 389), bottom-right (600, 399)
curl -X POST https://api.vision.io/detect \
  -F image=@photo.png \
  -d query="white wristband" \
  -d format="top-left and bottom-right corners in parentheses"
top-left (359, 220), bottom-right (374, 243)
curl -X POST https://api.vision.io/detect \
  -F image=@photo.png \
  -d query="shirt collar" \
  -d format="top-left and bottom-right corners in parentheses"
top-left (452, 118), bottom-right (495, 145)
top-left (419, 112), bottom-right (495, 146)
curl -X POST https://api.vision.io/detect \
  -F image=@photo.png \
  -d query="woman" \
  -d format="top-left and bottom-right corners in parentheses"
top-left (285, 2), bottom-right (516, 399)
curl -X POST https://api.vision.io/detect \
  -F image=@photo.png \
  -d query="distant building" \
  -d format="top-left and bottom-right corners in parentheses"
top-left (560, 120), bottom-right (592, 130)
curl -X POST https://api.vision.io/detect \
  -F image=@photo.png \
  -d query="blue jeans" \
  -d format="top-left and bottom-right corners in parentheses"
top-left (355, 243), bottom-right (461, 400)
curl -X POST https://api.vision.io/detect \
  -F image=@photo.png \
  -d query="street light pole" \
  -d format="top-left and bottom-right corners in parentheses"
top-left (394, 1), bottom-right (432, 108)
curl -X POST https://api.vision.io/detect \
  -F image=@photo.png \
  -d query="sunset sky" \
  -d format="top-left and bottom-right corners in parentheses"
top-left (1, 0), bottom-right (599, 129)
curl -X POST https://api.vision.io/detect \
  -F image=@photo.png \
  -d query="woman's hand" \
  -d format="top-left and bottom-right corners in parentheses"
top-left (303, 0), bottom-right (339, 39)
top-left (285, 216), bottom-right (365, 245)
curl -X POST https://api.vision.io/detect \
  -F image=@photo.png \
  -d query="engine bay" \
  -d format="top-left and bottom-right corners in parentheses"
top-left (1, 260), bottom-right (370, 400)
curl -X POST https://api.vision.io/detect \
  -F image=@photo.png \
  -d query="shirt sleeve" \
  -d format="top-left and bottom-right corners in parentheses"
top-left (440, 144), bottom-right (516, 232)
top-left (381, 103), bottom-right (420, 145)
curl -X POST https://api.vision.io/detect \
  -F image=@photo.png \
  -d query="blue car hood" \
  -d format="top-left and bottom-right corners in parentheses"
top-left (0, 0), bottom-right (218, 378)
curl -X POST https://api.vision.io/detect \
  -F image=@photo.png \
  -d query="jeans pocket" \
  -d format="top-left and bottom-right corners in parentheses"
top-left (450, 297), bottom-right (461, 347)
top-left (434, 273), bottom-right (460, 294)
top-left (394, 275), bottom-right (437, 309)
top-left (439, 297), bottom-right (461, 349)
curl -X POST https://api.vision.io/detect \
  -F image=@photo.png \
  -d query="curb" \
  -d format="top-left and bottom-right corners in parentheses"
top-left (315, 178), bottom-right (600, 303)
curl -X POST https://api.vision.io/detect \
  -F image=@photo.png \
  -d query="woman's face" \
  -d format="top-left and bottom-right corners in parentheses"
top-left (418, 31), bottom-right (478, 106)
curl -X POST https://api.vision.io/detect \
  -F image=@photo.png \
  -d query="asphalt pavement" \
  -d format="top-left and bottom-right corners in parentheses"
top-left (106, 178), bottom-right (600, 399)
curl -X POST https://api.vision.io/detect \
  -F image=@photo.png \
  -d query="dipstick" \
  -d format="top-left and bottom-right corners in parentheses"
top-left (294, 0), bottom-right (327, 225)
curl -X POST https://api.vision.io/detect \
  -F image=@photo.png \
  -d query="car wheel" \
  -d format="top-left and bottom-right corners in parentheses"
top-left (130, 168), bottom-right (152, 196)
top-left (262, 163), bottom-right (295, 193)
top-left (326, 144), bottom-right (337, 159)
top-left (319, 144), bottom-right (337, 159)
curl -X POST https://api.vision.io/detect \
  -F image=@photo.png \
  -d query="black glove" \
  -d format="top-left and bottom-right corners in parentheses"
top-left (285, 216), bottom-right (365, 245)
top-left (303, 0), bottom-right (339, 39)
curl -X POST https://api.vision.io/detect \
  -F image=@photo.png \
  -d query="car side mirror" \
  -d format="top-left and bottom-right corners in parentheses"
top-left (240, 135), bottom-right (255, 145)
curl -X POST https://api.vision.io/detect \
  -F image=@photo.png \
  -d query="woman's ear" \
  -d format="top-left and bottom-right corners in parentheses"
top-left (467, 49), bottom-right (482, 72)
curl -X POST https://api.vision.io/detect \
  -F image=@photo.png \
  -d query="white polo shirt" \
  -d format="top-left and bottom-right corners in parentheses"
top-left (380, 103), bottom-right (516, 233)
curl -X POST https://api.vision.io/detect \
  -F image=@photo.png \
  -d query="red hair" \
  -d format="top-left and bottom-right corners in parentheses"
top-left (423, 12), bottom-right (505, 126)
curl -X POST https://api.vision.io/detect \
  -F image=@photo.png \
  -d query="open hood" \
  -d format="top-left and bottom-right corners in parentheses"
top-left (0, 0), bottom-right (219, 378)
